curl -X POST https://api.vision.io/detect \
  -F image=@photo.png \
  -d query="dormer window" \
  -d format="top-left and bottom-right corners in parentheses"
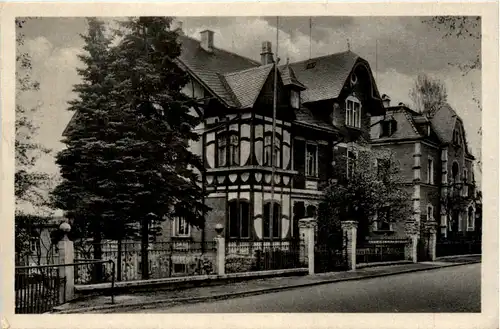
top-left (345, 96), bottom-right (361, 128)
top-left (291, 90), bottom-right (300, 109)
top-left (381, 119), bottom-right (397, 137)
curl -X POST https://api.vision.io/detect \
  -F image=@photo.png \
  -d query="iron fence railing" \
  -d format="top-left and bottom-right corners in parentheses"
top-left (75, 240), bottom-right (217, 282)
top-left (356, 239), bottom-right (408, 264)
top-left (15, 260), bottom-right (114, 314)
top-left (225, 240), bottom-right (304, 273)
top-left (436, 239), bottom-right (481, 257)
top-left (15, 265), bottom-right (64, 314)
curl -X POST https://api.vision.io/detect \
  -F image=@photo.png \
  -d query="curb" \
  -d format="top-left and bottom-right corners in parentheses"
top-left (54, 260), bottom-right (480, 313)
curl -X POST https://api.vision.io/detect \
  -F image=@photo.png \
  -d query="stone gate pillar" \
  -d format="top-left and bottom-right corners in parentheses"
top-left (424, 221), bottom-right (438, 261)
top-left (298, 218), bottom-right (317, 275)
top-left (341, 220), bottom-right (358, 271)
top-left (58, 222), bottom-right (74, 303)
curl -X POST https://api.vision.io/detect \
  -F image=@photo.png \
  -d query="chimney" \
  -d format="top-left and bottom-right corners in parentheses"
top-left (200, 30), bottom-right (214, 53)
top-left (381, 94), bottom-right (391, 108)
top-left (260, 41), bottom-right (274, 65)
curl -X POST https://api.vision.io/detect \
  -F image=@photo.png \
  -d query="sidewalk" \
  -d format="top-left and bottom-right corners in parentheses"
top-left (53, 254), bottom-right (480, 314)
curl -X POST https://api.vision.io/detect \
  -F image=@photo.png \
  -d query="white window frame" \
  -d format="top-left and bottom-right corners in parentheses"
top-left (427, 156), bottom-right (434, 185)
top-left (291, 90), bottom-right (300, 109)
top-left (373, 207), bottom-right (393, 232)
top-left (345, 96), bottom-right (362, 128)
top-left (173, 217), bottom-right (190, 237)
top-left (305, 142), bottom-right (318, 177)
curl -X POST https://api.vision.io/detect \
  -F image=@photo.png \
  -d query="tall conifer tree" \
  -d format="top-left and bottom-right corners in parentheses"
top-left (52, 19), bottom-right (135, 279)
top-left (109, 17), bottom-right (208, 278)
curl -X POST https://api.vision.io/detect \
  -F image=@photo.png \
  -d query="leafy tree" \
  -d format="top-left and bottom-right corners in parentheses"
top-left (317, 145), bottom-right (413, 245)
top-left (15, 18), bottom-right (53, 262)
top-left (409, 73), bottom-right (448, 115)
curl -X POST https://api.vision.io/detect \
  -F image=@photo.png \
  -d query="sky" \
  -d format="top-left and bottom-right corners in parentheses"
top-left (17, 16), bottom-right (481, 211)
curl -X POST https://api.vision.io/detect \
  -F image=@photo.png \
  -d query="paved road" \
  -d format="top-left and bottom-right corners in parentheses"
top-left (140, 263), bottom-right (480, 313)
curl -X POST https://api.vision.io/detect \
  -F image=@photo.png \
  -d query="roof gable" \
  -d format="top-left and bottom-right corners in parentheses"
top-left (177, 35), bottom-right (259, 107)
top-left (287, 51), bottom-right (360, 103)
top-left (222, 64), bottom-right (274, 109)
top-left (429, 104), bottom-right (457, 143)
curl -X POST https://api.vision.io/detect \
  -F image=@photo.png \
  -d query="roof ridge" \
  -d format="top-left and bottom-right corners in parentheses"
top-left (223, 63), bottom-right (274, 77)
top-left (288, 50), bottom-right (359, 66)
top-left (178, 35), bottom-right (260, 67)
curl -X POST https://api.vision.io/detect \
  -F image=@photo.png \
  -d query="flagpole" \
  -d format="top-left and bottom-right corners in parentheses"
top-left (270, 16), bottom-right (279, 243)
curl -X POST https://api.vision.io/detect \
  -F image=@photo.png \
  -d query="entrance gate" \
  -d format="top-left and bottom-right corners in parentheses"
top-left (314, 232), bottom-right (348, 273)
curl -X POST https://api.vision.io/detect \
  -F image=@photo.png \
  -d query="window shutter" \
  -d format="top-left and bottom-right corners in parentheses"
top-left (294, 139), bottom-right (306, 189)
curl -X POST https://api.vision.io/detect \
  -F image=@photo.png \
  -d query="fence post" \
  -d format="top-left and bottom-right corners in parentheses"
top-left (57, 222), bottom-right (75, 303)
top-left (215, 224), bottom-right (225, 276)
top-left (341, 220), bottom-right (357, 271)
top-left (298, 218), bottom-right (316, 275)
top-left (425, 222), bottom-right (438, 261)
top-left (409, 234), bottom-right (418, 263)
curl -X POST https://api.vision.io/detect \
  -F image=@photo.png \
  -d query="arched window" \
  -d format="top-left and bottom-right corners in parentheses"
top-left (452, 162), bottom-right (459, 182)
top-left (228, 200), bottom-right (250, 238)
top-left (263, 202), bottom-right (281, 239)
top-left (345, 96), bottom-right (362, 128)
top-left (427, 205), bottom-right (434, 222)
top-left (467, 206), bottom-right (475, 231)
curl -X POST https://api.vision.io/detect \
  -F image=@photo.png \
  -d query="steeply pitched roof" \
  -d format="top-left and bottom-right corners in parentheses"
top-left (287, 51), bottom-right (360, 103)
top-left (430, 104), bottom-right (474, 158)
top-left (177, 35), bottom-right (259, 107)
top-left (371, 108), bottom-right (423, 142)
top-left (222, 64), bottom-right (274, 109)
top-left (429, 103), bottom-right (458, 143)
top-left (279, 64), bottom-right (306, 90)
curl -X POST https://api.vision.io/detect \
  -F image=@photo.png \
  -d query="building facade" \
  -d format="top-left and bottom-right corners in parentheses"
top-left (370, 99), bottom-right (478, 241)
top-left (63, 28), bottom-right (478, 245)
top-left (166, 30), bottom-right (387, 243)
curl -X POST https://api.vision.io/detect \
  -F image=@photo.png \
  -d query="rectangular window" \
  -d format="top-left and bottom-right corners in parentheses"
top-left (174, 217), bottom-right (190, 237)
top-left (305, 143), bottom-right (317, 177)
top-left (229, 200), bottom-right (250, 239)
top-left (376, 207), bottom-right (392, 231)
top-left (427, 157), bottom-right (434, 184)
top-left (291, 90), bottom-right (300, 109)
top-left (263, 202), bottom-right (281, 239)
top-left (345, 98), bottom-right (361, 128)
